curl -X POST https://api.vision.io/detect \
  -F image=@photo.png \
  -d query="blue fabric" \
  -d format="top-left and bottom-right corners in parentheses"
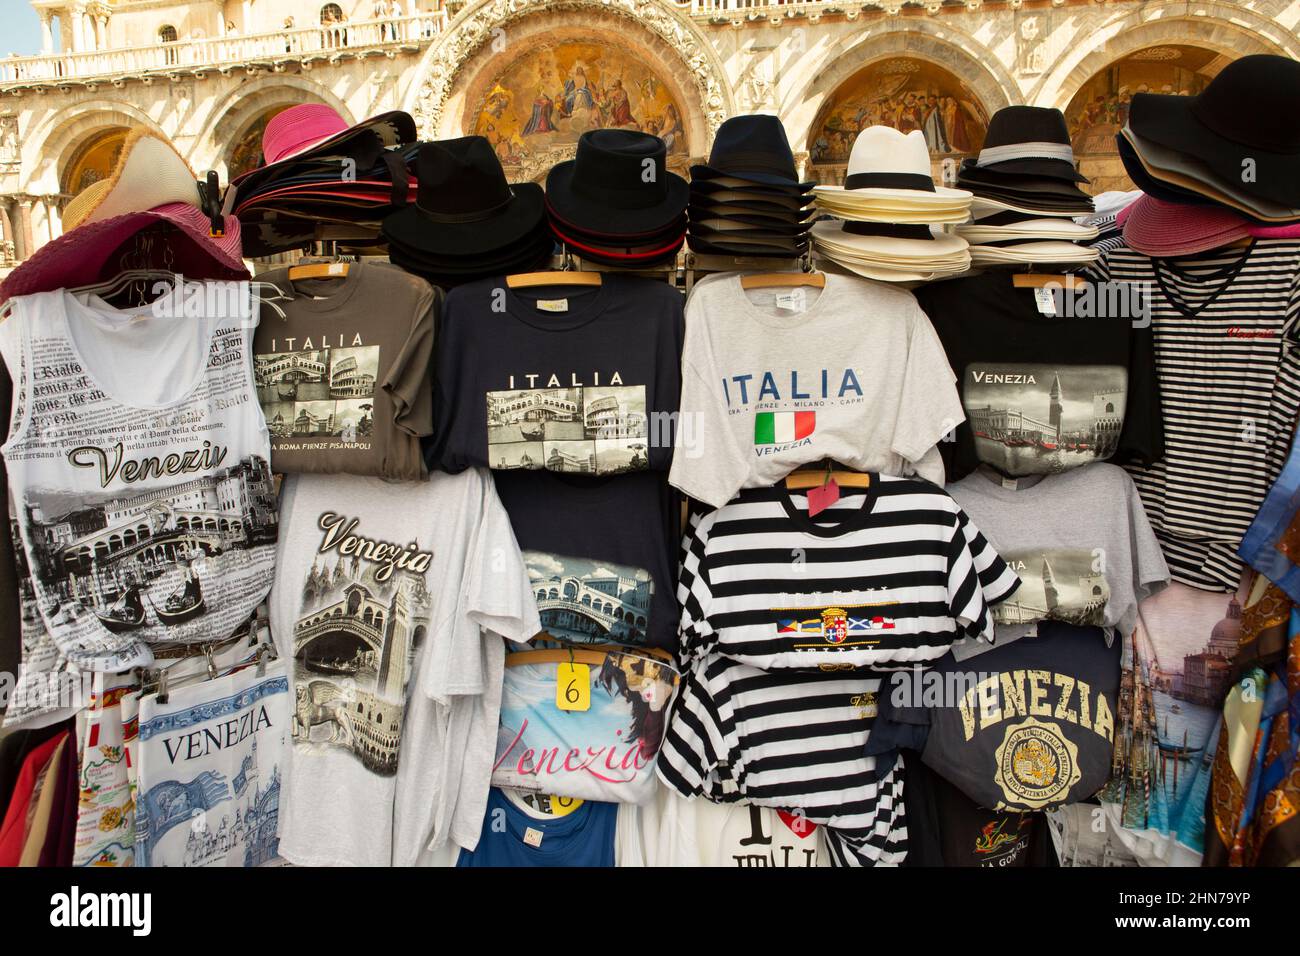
top-left (456, 788), bottom-right (617, 867)
top-left (1239, 420), bottom-right (1300, 602)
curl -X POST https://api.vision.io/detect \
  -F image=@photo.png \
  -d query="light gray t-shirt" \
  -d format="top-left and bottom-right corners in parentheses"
top-left (269, 469), bottom-right (539, 866)
top-left (669, 272), bottom-right (962, 507)
top-left (946, 462), bottom-right (1169, 661)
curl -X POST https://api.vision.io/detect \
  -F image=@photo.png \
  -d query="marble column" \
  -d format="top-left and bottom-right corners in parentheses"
top-left (70, 6), bottom-right (85, 52)
top-left (0, 201), bottom-right (15, 265)
top-left (16, 199), bottom-right (33, 262)
top-left (39, 12), bottom-right (54, 54)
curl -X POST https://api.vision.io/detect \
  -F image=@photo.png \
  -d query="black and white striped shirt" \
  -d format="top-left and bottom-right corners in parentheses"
top-left (1087, 240), bottom-right (1300, 590)
top-left (657, 653), bottom-right (908, 866)
top-left (678, 476), bottom-right (1021, 669)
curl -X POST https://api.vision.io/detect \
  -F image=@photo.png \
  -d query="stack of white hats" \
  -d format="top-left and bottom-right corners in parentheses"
top-left (811, 127), bottom-right (972, 282)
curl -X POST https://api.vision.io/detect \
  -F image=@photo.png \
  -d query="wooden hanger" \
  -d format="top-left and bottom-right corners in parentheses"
top-left (1012, 272), bottom-right (1082, 290)
top-left (287, 261), bottom-right (349, 281)
top-left (505, 270), bottom-right (602, 289)
top-left (740, 271), bottom-right (826, 291)
top-left (505, 645), bottom-right (675, 667)
top-left (785, 460), bottom-right (872, 489)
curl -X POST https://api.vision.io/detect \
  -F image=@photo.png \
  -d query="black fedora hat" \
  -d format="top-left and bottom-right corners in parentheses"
top-left (972, 106), bottom-right (1088, 184)
top-left (1130, 54), bottom-right (1300, 207)
top-left (690, 114), bottom-right (814, 189)
top-left (546, 129), bottom-right (688, 236)
top-left (382, 136), bottom-right (544, 257)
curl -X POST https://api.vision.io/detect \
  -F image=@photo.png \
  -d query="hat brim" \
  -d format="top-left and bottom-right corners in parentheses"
top-left (820, 258), bottom-right (967, 282)
top-left (1120, 193), bottom-right (1252, 256)
top-left (690, 165), bottom-right (816, 190)
top-left (813, 183), bottom-right (972, 203)
top-left (967, 156), bottom-right (1090, 184)
top-left (686, 235), bottom-right (808, 258)
top-left (387, 225), bottom-right (553, 268)
top-left (812, 221), bottom-right (969, 258)
top-left (234, 111), bottom-right (416, 186)
top-left (967, 241), bottom-right (1100, 265)
top-left (1120, 127), bottom-right (1300, 223)
top-left (546, 161), bottom-right (688, 236)
top-left (689, 199), bottom-right (816, 221)
top-left (957, 172), bottom-right (1093, 201)
top-left (958, 219), bottom-right (1100, 242)
top-left (1, 205), bottom-right (246, 303)
top-left (969, 194), bottom-right (1094, 218)
top-left (691, 174), bottom-right (811, 197)
top-left (382, 182), bottom-right (545, 257)
top-left (689, 213), bottom-right (813, 235)
top-left (1130, 93), bottom-right (1300, 207)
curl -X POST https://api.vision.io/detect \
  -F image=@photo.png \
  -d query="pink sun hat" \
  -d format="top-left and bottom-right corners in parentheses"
top-left (1119, 193), bottom-right (1253, 256)
top-left (0, 204), bottom-right (246, 303)
top-left (230, 104), bottom-right (417, 186)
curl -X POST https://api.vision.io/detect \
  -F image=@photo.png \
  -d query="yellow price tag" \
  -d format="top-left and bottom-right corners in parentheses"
top-left (548, 795), bottom-right (584, 818)
top-left (556, 662), bottom-right (590, 712)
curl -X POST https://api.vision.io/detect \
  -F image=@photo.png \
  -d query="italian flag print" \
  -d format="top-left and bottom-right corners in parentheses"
top-left (754, 410), bottom-right (816, 445)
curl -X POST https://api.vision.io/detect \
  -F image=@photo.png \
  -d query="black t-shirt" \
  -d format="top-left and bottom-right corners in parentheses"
top-left (429, 274), bottom-right (684, 475)
top-left (903, 758), bottom-right (1057, 868)
top-left (868, 622), bottom-right (1121, 812)
top-left (915, 272), bottom-right (1162, 481)
top-left (493, 469), bottom-right (681, 652)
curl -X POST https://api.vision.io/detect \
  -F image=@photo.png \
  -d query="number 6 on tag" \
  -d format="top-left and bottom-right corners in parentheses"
top-left (556, 662), bottom-right (591, 712)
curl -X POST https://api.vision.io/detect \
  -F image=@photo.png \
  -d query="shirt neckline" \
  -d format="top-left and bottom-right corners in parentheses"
top-left (1149, 240), bottom-right (1256, 320)
top-left (279, 259), bottom-right (367, 314)
top-left (503, 275), bottom-right (616, 332)
top-left (727, 273), bottom-right (837, 331)
top-left (778, 475), bottom-right (881, 537)
top-left (59, 286), bottom-right (218, 411)
top-left (961, 466), bottom-right (1051, 500)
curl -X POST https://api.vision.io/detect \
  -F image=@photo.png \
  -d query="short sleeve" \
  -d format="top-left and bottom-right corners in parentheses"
top-left (892, 306), bottom-right (965, 468)
top-left (383, 283), bottom-right (438, 437)
top-left (1116, 312), bottom-right (1163, 468)
top-left (677, 509), bottom-right (717, 662)
top-left (947, 507), bottom-right (1020, 643)
top-left (1124, 470), bottom-right (1171, 633)
top-left (656, 666), bottom-right (730, 799)
top-left (422, 469), bottom-right (540, 702)
top-left (669, 355), bottom-right (748, 508)
top-left (428, 291), bottom-right (475, 474)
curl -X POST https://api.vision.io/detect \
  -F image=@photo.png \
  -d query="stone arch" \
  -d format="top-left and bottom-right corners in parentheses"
top-left (1035, 7), bottom-right (1291, 192)
top-left (783, 24), bottom-right (1018, 174)
top-left (402, 0), bottom-right (732, 173)
top-left (194, 77), bottom-right (352, 180)
top-left (1031, 4), bottom-right (1294, 112)
top-left (23, 102), bottom-right (168, 197)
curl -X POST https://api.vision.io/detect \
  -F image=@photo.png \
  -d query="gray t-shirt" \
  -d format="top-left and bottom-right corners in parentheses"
top-left (946, 463), bottom-right (1169, 661)
top-left (269, 469), bottom-right (539, 866)
top-left (669, 272), bottom-right (962, 507)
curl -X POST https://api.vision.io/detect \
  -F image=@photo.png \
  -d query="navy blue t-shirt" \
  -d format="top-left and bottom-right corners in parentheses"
top-left (867, 622), bottom-right (1121, 812)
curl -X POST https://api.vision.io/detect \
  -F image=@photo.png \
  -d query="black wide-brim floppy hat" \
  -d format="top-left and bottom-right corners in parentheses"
top-left (383, 137), bottom-right (547, 258)
top-left (1128, 54), bottom-right (1300, 207)
top-left (546, 129), bottom-right (689, 236)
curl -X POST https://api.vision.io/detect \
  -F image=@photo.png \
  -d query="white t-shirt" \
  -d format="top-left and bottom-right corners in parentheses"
top-left (655, 790), bottom-right (829, 867)
top-left (2, 284), bottom-right (274, 674)
top-left (269, 469), bottom-right (539, 866)
top-left (670, 272), bottom-right (962, 507)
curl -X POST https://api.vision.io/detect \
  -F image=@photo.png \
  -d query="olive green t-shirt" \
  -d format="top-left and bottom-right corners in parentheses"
top-left (254, 260), bottom-right (437, 479)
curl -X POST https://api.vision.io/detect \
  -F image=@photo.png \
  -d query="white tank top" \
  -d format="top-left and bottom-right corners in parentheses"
top-left (2, 282), bottom-right (277, 672)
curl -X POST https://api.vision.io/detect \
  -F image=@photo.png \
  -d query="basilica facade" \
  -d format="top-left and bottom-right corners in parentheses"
top-left (0, 0), bottom-right (1296, 271)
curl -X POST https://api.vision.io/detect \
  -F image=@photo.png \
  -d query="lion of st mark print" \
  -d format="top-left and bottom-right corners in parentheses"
top-left (772, 600), bottom-right (900, 653)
